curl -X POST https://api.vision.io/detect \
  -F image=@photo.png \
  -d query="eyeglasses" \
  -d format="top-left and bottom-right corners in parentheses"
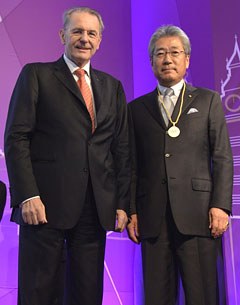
top-left (153, 50), bottom-right (185, 58)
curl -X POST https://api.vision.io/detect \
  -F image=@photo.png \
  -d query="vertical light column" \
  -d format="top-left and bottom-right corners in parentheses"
top-left (130, 0), bottom-right (180, 99)
top-left (211, 0), bottom-right (240, 304)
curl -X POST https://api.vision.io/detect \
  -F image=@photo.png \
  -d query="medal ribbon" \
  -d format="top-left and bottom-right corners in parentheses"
top-left (158, 82), bottom-right (186, 128)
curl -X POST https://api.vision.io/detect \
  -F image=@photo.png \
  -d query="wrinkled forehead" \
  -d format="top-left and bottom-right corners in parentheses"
top-left (155, 36), bottom-right (184, 49)
top-left (66, 11), bottom-right (101, 32)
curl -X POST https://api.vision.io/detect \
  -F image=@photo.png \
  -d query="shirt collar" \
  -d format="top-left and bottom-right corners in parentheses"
top-left (63, 54), bottom-right (91, 77)
top-left (158, 79), bottom-right (185, 97)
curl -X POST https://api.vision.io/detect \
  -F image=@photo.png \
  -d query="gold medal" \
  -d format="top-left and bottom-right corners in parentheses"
top-left (168, 125), bottom-right (180, 138)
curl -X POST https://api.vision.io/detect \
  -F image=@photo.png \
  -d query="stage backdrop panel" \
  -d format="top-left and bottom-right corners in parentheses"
top-left (0, 0), bottom-right (239, 304)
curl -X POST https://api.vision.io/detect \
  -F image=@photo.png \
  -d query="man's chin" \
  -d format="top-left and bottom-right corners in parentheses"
top-left (160, 77), bottom-right (179, 87)
top-left (71, 55), bottom-right (90, 66)
top-left (160, 76), bottom-right (174, 85)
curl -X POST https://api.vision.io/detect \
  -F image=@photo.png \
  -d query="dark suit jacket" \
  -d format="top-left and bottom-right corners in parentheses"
top-left (0, 181), bottom-right (7, 222)
top-left (129, 84), bottom-right (233, 239)
top-left (4, 57), bottom-right (130, 230)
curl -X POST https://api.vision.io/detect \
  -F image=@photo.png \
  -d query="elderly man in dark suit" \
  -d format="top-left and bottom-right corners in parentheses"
top-left (127, 25), bottom-right (233, 305)
top-left (4, 7), bottom-right (130, 305)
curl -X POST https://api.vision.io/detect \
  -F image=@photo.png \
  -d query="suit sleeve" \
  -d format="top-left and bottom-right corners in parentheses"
top-left (209, 92), bottom-right (233, 213)
top-left (111, 81), bottom-right (131, 213)
top-left (4, 64), bottom-right (40, 207)
top-left (128, 104), bottom-right (137, 215)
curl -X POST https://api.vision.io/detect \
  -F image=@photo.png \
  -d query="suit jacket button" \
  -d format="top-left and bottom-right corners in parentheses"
top-left (165, 153), bottom-right (171, 158)
top-left (83, 168), bottom-right (88, 172)
top-left (162, 179), bottom-right (167, 184)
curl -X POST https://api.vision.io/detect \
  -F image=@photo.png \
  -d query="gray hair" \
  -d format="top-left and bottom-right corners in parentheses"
top-left (62, 7), bottom-right (104, 34)
top-left (148, 25), bottom-right (191, 58)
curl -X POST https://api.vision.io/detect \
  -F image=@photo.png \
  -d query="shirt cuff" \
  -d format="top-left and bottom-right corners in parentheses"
top-left (20, 196), bottom-right (40, 208)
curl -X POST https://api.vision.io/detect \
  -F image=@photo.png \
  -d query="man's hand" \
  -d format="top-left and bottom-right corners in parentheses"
top-left (21, 197), bottom-right (48, 225)
top-left (127, 214), bottom-right (140, 244)
top-left (115, 209), bottom-right (128, 232)
top-left (209, 207), bottom-right (229, 238)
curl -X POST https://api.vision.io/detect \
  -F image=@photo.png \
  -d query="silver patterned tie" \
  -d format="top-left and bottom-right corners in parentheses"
top-left (163, 88), bottom-right (174, 125)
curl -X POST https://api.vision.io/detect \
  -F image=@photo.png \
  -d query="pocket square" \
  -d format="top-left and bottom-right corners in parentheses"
top-left (187, 108), bottom-right (198, 114)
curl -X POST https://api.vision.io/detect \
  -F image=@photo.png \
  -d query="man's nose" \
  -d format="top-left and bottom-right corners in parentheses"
top-left (80, 31), bottom-right (88, 42)
top-left (163, 58), bottom-right (172, 65)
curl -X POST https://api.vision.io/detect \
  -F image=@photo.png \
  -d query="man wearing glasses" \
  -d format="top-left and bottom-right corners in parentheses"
top-left (127, 25), bottom-right (233, 305)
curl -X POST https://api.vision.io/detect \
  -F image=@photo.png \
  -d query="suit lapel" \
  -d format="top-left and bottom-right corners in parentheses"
top-left (90, 68), bottom-right (103, 113)
top-left (90, 68), bottom-right (109, 126)
top-left (53, 57), bottom-right (86, 106)
top-left (142, 89), bottom-right (166, 129)
top-left (171, 84), bottom-right (198, 122)
top-left (53, 60), bottom-right (112, 128)
top-left (182, 84), bottom-right (198, 114)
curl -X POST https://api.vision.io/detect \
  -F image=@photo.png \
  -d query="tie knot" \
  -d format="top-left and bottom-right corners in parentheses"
top-left (164, 88), bottom-right (174, 97)
top-left (74, 68), bottom-right (85, 78)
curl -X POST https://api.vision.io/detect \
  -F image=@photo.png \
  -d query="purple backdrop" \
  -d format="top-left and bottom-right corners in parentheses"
top-left (0, 0), bottom-right (239, 305)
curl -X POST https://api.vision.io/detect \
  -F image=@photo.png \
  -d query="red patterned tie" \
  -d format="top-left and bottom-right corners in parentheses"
top-left (75, 68), bottom-right (95, 133)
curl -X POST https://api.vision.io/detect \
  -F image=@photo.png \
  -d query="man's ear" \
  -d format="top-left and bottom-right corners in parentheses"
top-left (186, 55), bottom-right (190, 69)
top-left (96, 35), bottom-right (102, 51)
top-left (59, 29), bottom-right (65, 45)
top-left (150, 56), bottom-right (153, 66)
